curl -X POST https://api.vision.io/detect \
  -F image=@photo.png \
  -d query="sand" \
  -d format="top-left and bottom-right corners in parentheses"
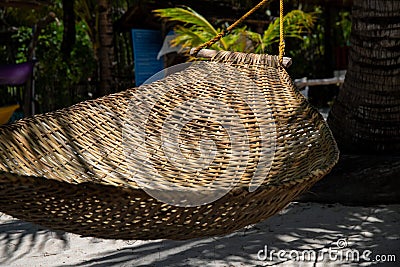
top-left (1, 202), bottom-right (399, 267)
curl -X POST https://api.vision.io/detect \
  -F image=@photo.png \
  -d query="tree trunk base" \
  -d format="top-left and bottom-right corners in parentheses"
top-left (297, 153), bottom-right (400, 205)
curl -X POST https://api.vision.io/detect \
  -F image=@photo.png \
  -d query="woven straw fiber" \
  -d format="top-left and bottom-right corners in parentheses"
top-left (0, 51), bottom-right (339, 240)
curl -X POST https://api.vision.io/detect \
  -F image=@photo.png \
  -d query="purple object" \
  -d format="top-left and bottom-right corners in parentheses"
top-left (0, 61), bottom-right (36, 85)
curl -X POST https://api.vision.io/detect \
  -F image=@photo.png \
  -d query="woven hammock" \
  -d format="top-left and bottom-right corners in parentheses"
top-left (0, 0), bottom-right (339, 240)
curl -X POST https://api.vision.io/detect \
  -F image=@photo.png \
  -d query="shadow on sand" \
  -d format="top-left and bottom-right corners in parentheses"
top-left (1, 202), bottom-right (399, 266)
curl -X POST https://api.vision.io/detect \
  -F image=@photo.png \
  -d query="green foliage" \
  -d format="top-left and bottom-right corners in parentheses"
top-left (224, 27), bottom-right (263, 53)
top-left (285, 7), bottom-right (325, 78)
top-left (335, 11), bottom-right (351, 46)
top-left (155, 7), bottom-right (228, 50)
top-left (154, 7), bottom-right (316, 54)
top-left (74, 0), bottom-right (98, 51)
top-left (258, 10), bottom-right (316, 53)
top-left (8, 20), bottom-right (96, 112)
top-left (35, 21), bottom-right (96, 111)
top-left (11, 26), bottom-right (32, 63)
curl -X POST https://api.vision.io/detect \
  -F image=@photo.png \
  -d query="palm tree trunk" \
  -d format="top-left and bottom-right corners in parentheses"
top-left (97, 0), bottom-right (115, 96)
top-left (328, 0), bottom-right (400, 153)
top-left (61, 0), bottom-right (76, 60)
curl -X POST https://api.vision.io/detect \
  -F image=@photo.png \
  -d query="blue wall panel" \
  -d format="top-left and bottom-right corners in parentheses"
top-left (131, 29), bottom-right (164, 86)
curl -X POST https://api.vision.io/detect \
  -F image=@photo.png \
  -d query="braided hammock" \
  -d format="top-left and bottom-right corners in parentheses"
top-left (0, 51), bottom-right (338, 240)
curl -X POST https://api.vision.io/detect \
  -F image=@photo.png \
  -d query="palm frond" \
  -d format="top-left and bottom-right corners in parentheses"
top-left (154, 7), bottom-right (218, 34)
top-left (154, 7), bottom-right (228, 50)
top-left (155, 8), bottom-right (316, 54)
top-left (262, 10), bottom-right (317, 52)
top-left (224, 27), bottom-right (262, 53)
top-left (172, 26), bottom-right (219, 50)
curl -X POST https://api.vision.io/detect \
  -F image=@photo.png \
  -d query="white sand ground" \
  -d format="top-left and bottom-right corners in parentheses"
top-left (1, 202), bottom-right (399, 267)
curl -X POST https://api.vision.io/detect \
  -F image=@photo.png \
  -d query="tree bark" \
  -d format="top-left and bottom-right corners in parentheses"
top-left (97, 0), bottom-right (115, 96)
top-left (61, 0), bottom-right (76, 60)
top-left (328, 0), bottom-right (400, 153)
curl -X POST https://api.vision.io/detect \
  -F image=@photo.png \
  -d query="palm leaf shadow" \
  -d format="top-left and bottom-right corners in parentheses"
top-left (0, 213), bottom-right (68, 265)
top-left (61, 203), bottom-right (400, 267)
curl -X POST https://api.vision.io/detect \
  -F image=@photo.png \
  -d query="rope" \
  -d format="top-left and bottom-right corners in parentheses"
top-left (278, 0), bottom-right (285, 64)
top-left (192, 0), bottom-right (274, 56)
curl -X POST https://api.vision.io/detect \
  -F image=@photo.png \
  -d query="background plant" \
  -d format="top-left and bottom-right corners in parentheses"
top-left (154, 7), bottom-right (317, 54)
top-left (5, 19), bottom-right (96, 112)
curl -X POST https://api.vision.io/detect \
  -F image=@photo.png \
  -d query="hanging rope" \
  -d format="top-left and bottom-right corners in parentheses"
top-left (192, 0), bottom-right (286, 66)
top-left (278, 0), bottom-right (285, 65)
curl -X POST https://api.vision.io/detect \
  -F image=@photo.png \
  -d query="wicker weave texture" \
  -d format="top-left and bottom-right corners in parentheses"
top-left (0, 52), bottom-right (339, 240)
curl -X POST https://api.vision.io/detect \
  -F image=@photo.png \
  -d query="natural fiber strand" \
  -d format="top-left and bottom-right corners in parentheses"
top-left (279, 0), bottom-right (285, 64)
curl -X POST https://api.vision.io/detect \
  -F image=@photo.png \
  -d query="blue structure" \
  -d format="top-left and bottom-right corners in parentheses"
top-left (131, 29), bottom-right (164, 86)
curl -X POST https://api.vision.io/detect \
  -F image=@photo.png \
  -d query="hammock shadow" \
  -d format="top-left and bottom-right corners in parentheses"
top-left (69, 203), bottom-right (400, 267)
top-left (2, 202), bottom-right (398, 266)
top-left (57, 203), bottom-right (397, 267)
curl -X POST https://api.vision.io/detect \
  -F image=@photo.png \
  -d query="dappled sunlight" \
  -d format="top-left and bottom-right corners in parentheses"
top-left (1, 202), bottom-right (399, 266)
